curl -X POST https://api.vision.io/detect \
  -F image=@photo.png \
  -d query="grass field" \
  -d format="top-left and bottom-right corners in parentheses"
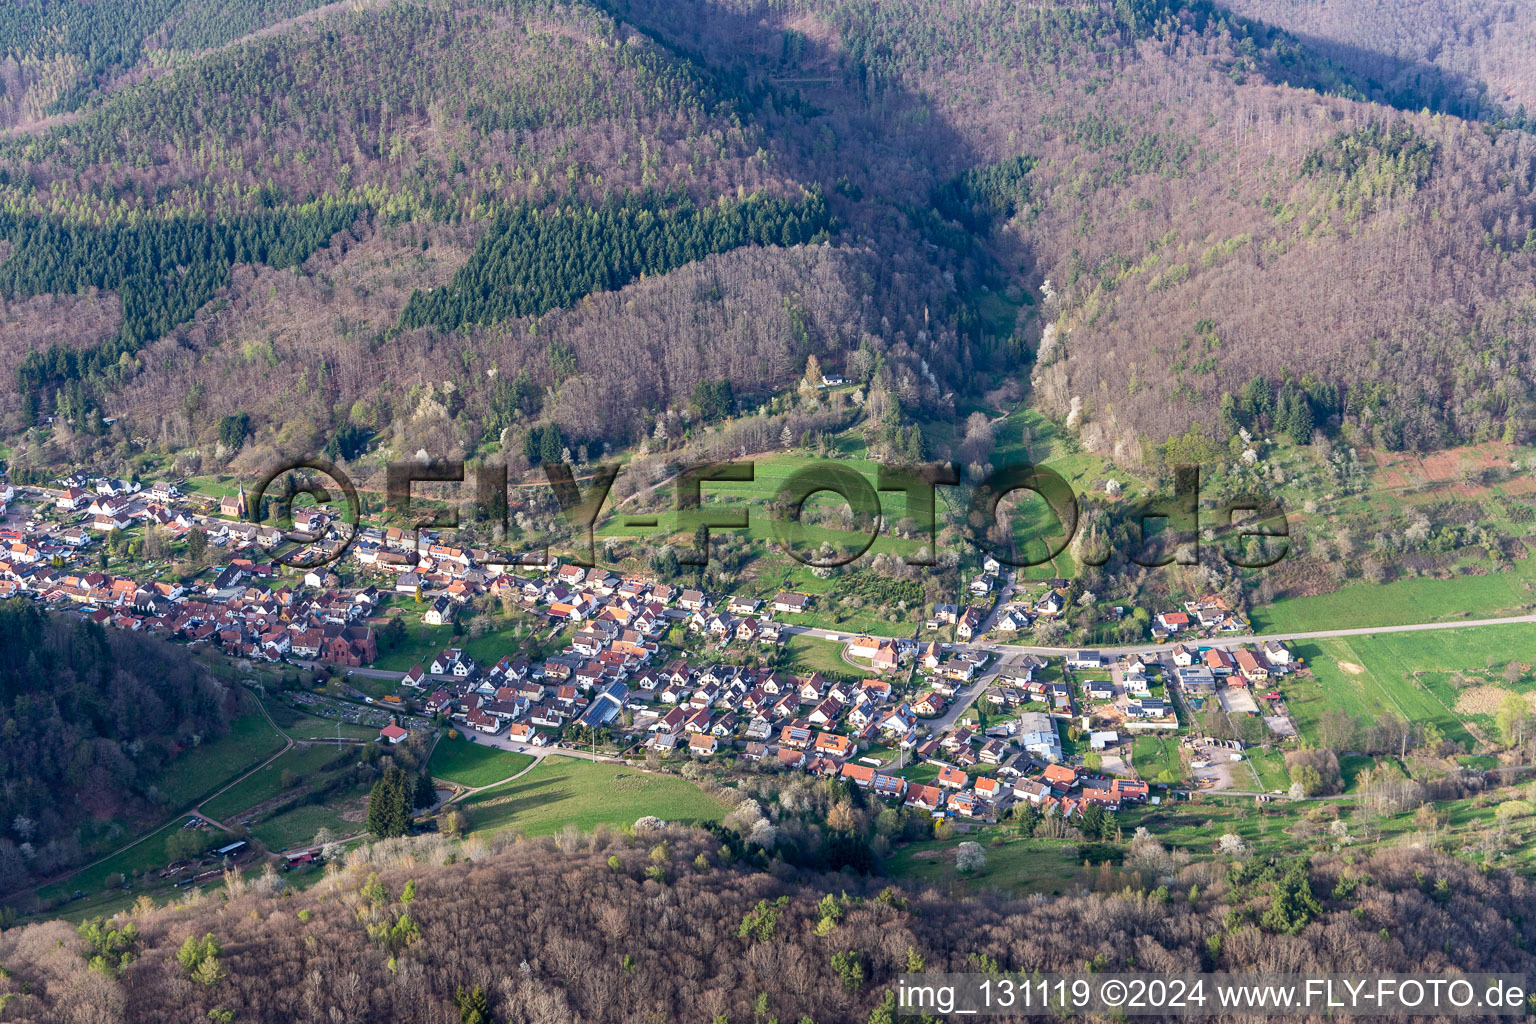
top-left (35, 819), bottom-right (186, 902)
top-left (782, 634), bottom-right (869, 678)
top-left (182, 475), bottom-right (245, 499)
top-left (428, 738), bottom-right (536, 788)
top-left (1131, 735), bottom-right (1184, 783)
top-left (751, 579), bottom-right (922, 636)
top-left (250, 800), bottom-right (361, 850)
top-left (596, 453), bottom-right (937, 572)
top-left (894, 762), bottom-right (940, 784)
top-left (1246, 748), bottom-right (1290, 791)
top-left (1295, 642), bottom-right (1476, 750)
top-left (885, 833), bottom-right (1085, 895)
top-left (201, 745), bottom-right (357, 821)
top-left (1282, 627), bottom-right (1535, 750)
top-left (370, 596), bottom-right (540, 672)
top-left (154, 703), bottom-right (287, 809)
top-left (371, 608), bottom-right (457, 672)
top-left (460, 618), bottom-right (539, 665)
top-left (31, 704), bottom-right (284, 906)
top-left (1252, 561), bottom-right (1536, 633)
top-left (458, 757), bottom-right (725, 836)
top-left (990, 407), bottom-right (1145, 578)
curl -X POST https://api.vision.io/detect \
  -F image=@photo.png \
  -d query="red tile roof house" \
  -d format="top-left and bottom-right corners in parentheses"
top-left (870, 640), bottom-right (900, 673)
top-left (973, 776), bottom-right (1004, 802)
top-left (1042, 763), bottom-right (1079, 790)
top-left (904, 784), bottom-right (946, 811)
top-left (1204, 647), bottom-right (1236, 674)
top-left (846, 635), bottom-right (882, 660)
top-left (57, 487), bottom-right (90, 510)
top-left (912, 692), bottom-right (944, 716)
top-left (1112, 779), bottom-right (1150, 803)
top-left (813, 732), bottom-right (853, 759)
top-left (937, 764), bottom-right (969, 790)
top-left (777, 747), bottom-right (806, 769)
top-left (1234, 647), bottom-right (1270, 683)
top-left (779, 724), bottom-right (812, 750)
top-left (948, 792), bottom-right (984, 818)
top-left (378, 723), bottom-right (409, 744)
top-left (840, 762), bottom-right (876, 787)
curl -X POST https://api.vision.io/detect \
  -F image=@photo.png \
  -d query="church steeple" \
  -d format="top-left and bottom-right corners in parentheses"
top-left (221, 482), bottom-right (248, 518)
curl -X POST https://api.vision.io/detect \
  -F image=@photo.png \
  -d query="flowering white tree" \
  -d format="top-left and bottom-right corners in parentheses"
top-left (955, 842), bottom-right (986, 874)
top-left (1036, 321), bottom-right (1063, 366)
top-left (748, 820), bottom-right (780, 847)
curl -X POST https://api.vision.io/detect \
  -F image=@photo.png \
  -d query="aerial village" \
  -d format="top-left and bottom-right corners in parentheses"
top-left (0, 474), bottom-right (1305, 824)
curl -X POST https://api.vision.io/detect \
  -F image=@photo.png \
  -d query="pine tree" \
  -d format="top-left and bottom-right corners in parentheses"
top-left (367, 762), bottom-right (411, 838)
top-left (1218, 392), bottom-right (1240, 436)
top-left (540, 424), bottom-right (564, 466)
top-left (456, 986), bottom-right (491, 1024)
top-left (413, 771), bottom-right (436, 809)
top-left (1288, 395), bottom-right (1314, 444)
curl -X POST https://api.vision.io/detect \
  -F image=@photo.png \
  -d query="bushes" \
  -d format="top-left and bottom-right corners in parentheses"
top-left (1284, 748), bottom-right (1343, 796)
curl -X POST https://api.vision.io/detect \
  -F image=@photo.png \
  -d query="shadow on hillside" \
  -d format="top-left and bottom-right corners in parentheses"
top-left (594, 0), bottom-right (985, 206)
top-left (1231, 9), bottom-right (1507, 122)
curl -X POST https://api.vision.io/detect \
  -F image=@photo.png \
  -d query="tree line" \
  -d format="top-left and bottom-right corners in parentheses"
top-left (0, 826), bottom-right (1531, 1023)
top-left (400, 187), bottom-right (832, 331)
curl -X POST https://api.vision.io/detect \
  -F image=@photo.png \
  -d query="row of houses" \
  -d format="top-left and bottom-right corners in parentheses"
top-left (1171, 640), bottom-right (1292, 682)
top-left (1152, 596), bottom-right (1250, 638)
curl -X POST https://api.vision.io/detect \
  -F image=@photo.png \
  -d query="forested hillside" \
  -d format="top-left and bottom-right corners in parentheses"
top-left (0, 602), bottom-right (236, 894)
top-left (0, 0), bottom-right (339, 130)
top-left (1, 0), bottom-right (1536, 477)
top-left (1216, 0), bottom-right (1536, 116)
top-left (0, 829), bottom-right (1529, 1023)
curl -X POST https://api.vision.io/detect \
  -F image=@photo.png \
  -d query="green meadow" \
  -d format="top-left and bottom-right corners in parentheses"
top-left (1253, 563), bottom-right (1536, 634)
top-left (1281, 624), bottom-right (1536, 749)
top-left (458, 757), bottom-right (725, 836)
top-left (428, 738), bottom-right (537, 788)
